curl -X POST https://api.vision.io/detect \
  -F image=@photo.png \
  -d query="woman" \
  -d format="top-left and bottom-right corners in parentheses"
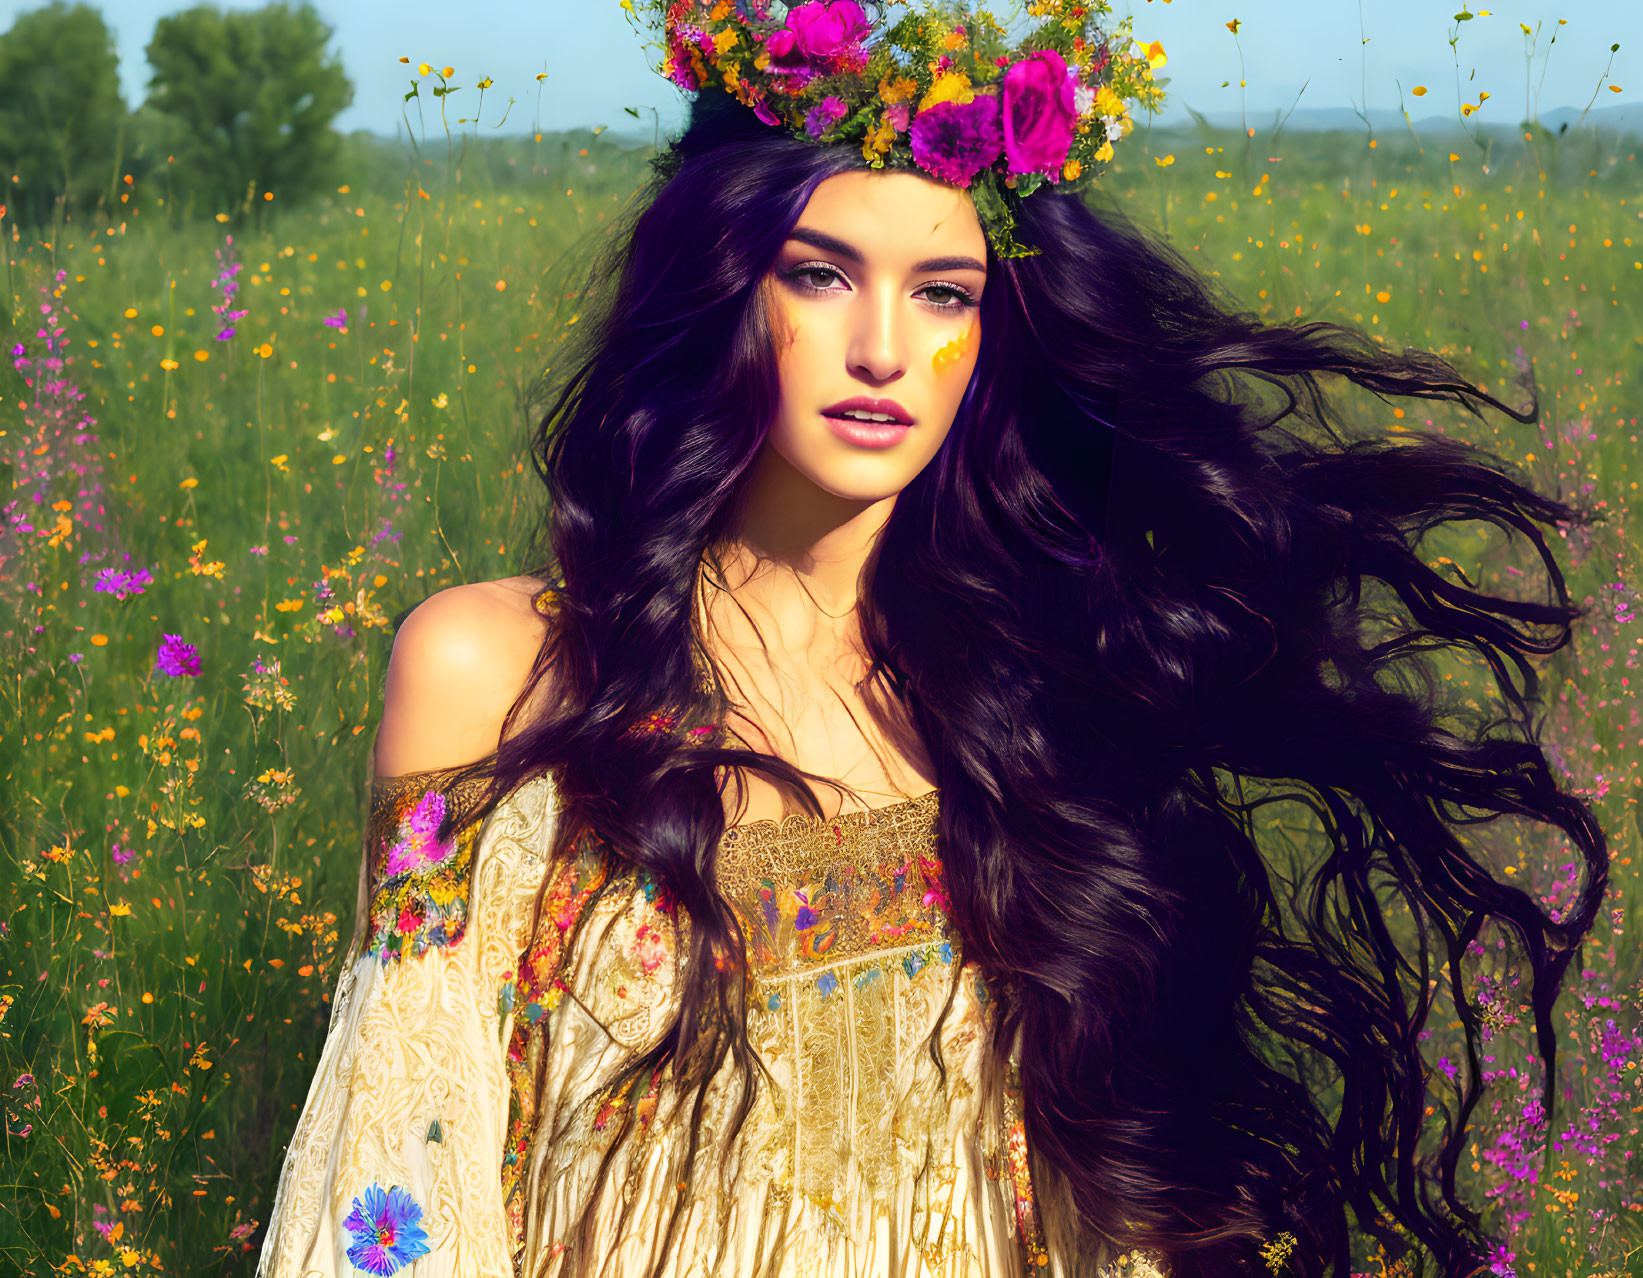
top-left (257, 3), bottom-right (1607, 1276)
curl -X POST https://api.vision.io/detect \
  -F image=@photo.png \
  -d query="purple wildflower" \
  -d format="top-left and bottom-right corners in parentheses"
top-left (92, 566), bottom-right (153, 600)
top-left (322, 308), bottom-right (348, 330)
top-left (153, 634), bottom-right (201, 678)
top-left (342, 1183), bottom-right (431, 1275)
top-left (209, 234), bottom-right (250, 341)
top-left (112, 844), bottom-right (136, 865)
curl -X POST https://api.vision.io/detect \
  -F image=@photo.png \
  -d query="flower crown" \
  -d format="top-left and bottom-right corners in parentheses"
top-left (624, 0), bottom-right (1168, 257)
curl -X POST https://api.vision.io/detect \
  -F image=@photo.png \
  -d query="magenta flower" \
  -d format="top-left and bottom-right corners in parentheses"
top-left (805, 95), bottom-right (849, 138)
top-left (1002, 49), bottom-right (1078, 177)
top-left (767, 0), bottom-right (869, 79)
top-left (153, 634), bottom-right (201, 678)
top-left (909, 95), bottom-right (1004, 188)
top-left (322, 308), bottom-right (348, 330)
top-left (342, 1183), bottom-right (431, 1275)
top-left (384, 790), bottom-right (455, 876)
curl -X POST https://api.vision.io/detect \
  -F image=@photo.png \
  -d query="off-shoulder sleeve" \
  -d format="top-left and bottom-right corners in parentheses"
top-left (257, 769), bottom-right (559, 1278)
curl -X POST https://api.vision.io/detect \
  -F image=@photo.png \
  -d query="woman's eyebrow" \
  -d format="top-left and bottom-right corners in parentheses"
top-left (787, 226), bottom-right (986, 275)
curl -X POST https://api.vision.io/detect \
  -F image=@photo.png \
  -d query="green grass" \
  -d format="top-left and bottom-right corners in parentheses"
top-left (1, 117), bottom-right (1639, 1276)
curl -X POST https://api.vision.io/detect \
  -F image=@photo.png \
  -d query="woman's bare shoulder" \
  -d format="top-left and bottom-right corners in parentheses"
top-left (372, 575), bottom-right (557, 778)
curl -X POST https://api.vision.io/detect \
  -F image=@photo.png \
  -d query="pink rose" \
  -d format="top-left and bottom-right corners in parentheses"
top-left (768, 0), bottom-right (870, 74)
top-left (1001, 49), bottom-right (1078, 178)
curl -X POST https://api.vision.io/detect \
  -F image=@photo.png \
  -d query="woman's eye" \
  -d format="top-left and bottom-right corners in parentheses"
top-left (789, 264), bottom-right (844, 291)
top-left (921, 284), bottom-right (976, 308)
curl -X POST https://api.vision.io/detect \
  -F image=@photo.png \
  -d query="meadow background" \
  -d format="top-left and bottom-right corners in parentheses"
top-left (1, 3), bottom-right (1641, 1276)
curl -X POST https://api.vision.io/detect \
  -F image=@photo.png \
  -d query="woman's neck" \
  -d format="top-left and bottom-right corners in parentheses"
top-left (721, 442), bottom-right (895, 627)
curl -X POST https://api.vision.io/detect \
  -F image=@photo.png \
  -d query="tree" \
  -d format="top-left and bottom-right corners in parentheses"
top-left (144, 3), bottom-right (353, 223)
top-left (0, 3), bottom-right (125, 228)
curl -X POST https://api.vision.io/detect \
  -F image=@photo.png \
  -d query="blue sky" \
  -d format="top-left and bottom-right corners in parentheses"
top-left (4, 1), bottom-right (1635, 137)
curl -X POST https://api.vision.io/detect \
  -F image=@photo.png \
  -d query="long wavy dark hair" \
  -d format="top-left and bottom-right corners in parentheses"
top-left (476, 91), bottom-right (1608, 1277)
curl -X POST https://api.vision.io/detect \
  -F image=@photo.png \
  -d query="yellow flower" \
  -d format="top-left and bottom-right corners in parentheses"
top-left (110, 901), bottom-right (132, 917)
top-left (878, 75), bottom-right (917, 105)
top-left (1063, 158), bottom-right (1083, 181)
top-left (441, 66), bottom-right (454, 78)
top-left (477, 76), bottom-right (493, 89)
top-left (918, 70), bottom-right (974, 113)
top-left (1225, 19), bottom-right (1240, 35)
top-left (1094, 85), bottom-right (1127, 118)
top-left (943, 27), bottom-right (967, 51)
top-left (418, 61), bottom-right (432, 76)
top-left (1145, 39), bottom-right (1168, 67)
top-left (712, 28), bottom-right (739, 57)
top-left (1411, 85), bottom-right (1428, 97)
top-left (1094, 140), bottom-right (1114, 164)
top-left (861, 116), bottom-right (896, 164)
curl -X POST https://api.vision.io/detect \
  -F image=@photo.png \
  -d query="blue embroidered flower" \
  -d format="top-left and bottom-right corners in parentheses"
top-left (816, 970), bottom-right (839, 998)
top-left (343, 1183), bottom-right (432, 1275)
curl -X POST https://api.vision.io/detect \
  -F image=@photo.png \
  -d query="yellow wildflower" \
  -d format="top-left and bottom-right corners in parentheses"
top-left (1094, 85), bottom-right (1127, 118)
top-left (1063, 158), bottom-right (1083, 181)
top-left (1094, 140), bottom-right (1114, 164)
top-left (712, 28), bottom-right (738, 57)
top-left (918, 70), bottom-right (974, 112)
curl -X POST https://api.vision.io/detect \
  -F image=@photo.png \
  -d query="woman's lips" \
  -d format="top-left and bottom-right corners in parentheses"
top-left (822, 412), bottom-right (912, 449)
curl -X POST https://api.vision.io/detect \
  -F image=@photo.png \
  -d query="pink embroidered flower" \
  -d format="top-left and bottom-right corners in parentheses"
top-left (397, 906), bottom-right (421, 935)
top-left (631, 924), bottom-right (668, 976)
top-left (909, 95), bottom-right (1004, 188)
top-left (885, 101), bottom-right (911, 133)
top-left (1002, 49), bottom-right (1078, 178)
top-left (408, 789), bottom-right (445, 839)
top-left (384, 790), bottom-right (454, 876)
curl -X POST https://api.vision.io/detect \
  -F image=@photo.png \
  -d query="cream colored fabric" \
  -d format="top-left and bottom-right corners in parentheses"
top-left (257, 773), bottom-right (1167, 1278)
top-left (257, 775), bottom-right (555, 1277)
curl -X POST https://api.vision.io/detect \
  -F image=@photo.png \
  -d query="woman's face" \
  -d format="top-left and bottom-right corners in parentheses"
top-left (762, 169), bottom-right (987, 504)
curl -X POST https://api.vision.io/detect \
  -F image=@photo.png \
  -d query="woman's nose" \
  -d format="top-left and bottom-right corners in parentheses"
top-left (847, 288), bottom-right (906, 384)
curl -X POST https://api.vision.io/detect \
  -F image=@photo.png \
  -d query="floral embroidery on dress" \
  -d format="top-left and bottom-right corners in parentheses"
top-left (341, 1183), bottom-right (432, 1275)
top-left (363, 776), bottom-right (485, 963)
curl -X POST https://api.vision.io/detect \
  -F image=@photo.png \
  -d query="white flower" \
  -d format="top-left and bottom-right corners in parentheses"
top-left (1102, 114), bottom-right (1125, 142)
top-left (1074, 83), bottom-right (1097, 115)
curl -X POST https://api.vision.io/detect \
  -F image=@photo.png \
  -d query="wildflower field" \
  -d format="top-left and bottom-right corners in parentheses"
top-left (1, 101), bottom-right (1640, 1275)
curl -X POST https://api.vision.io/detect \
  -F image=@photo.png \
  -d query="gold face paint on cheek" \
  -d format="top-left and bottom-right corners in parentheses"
top-left (931, 321), bottom-right (978, 374)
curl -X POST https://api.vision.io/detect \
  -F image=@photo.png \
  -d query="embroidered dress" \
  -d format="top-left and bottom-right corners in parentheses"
top-left (257, 768), bottom-right (1167, 1278)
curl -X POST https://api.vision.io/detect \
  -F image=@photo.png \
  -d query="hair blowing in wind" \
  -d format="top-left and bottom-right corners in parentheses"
top-left (470, 97), bottom-right (1609, 1277)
